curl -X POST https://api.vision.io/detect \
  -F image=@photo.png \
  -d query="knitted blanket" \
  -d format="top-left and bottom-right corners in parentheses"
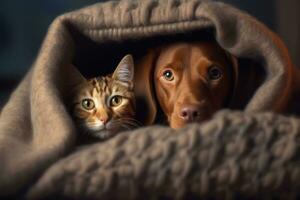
top-left (0, 0), bottom-right (299, 199)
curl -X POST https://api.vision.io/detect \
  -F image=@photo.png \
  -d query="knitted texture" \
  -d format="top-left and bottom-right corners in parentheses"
top-left (27, 110), bottom-right (300, 199)
top-left (0, 0), bottom-right (299, 198)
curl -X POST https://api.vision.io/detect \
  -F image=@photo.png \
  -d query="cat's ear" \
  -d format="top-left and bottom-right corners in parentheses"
top-left (112, 54), bottom-right (134, 84)
top-left (61, 64), bottom-right (87, 100)
top-left (67, 64), bottom-right (87, 84)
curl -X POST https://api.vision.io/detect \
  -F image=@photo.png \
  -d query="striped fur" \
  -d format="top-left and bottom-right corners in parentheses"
top-left (71, 55), bottom-right (137, 141)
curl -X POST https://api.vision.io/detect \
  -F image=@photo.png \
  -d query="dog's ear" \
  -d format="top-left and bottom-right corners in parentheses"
top-left (134, 50), bottom-right (157, 125)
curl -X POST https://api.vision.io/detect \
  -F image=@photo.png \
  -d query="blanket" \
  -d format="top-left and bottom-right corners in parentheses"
top-left (0, 0), bottom-right (299, 199)
top-left (27, 111), bottom-right (300, 199)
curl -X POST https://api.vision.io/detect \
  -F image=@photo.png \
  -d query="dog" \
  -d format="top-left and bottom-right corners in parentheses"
top-left (134, 42), bottom-right (239, 129)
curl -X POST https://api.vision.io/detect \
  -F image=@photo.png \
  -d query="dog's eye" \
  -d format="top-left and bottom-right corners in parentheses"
top-left (208, 66), bottom-right (222, 80)
top-left (163, 70), bottom-right (174, 81)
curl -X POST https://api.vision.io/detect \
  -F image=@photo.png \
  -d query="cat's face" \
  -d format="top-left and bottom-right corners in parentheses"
top-left (72, 55), bottom-right (136, 140)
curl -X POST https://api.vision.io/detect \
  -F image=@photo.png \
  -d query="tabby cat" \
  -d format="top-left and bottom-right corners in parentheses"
top-left (71, 55), bottom-right (137, 142)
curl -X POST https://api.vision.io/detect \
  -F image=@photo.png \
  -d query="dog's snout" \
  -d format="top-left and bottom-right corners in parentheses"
top-left (179, 105), bottom-right (200, 122)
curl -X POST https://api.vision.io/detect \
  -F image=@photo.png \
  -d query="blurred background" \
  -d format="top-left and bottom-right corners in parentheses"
top-left (0, 0), bottom-right (299, 106)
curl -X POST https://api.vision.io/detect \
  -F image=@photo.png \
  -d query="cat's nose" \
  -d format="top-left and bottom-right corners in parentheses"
top-left (99, 117), bottom-right (108, 124)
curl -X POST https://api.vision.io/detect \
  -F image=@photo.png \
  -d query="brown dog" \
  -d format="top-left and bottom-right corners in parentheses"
top-left (154, 42), bottom-right (236, 128)
top-left (134, 42), bottom-right (238, 129)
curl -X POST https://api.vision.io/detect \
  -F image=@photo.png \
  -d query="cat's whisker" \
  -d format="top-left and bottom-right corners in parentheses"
top-left (119, 123), bottom-right (133, 131)
top-left (124, 120), bottom-right (140, 127)
top-left (121, 122), bottom-right (139, 130)
top-left (117, 117), bottom-right (143, 126)
top-left (123, 121), bottom-right (142, 128)
top-left (114, 120), bottom-right (139, 129)
top-left (112, 120), bottom-right (137, 131)
top-left (114, 118), bottom-right (142, 128)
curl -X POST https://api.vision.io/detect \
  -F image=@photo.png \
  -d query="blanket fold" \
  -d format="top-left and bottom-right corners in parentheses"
top-left (0, 0), bottom-right (299, 199)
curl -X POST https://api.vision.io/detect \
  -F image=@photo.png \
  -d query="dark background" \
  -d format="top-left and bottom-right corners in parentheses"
top-left (0, 0), bottom-right (299, 106)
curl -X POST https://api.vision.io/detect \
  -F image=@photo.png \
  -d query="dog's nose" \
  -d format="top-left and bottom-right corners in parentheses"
top-left (179, 105), bottom-right (200, 122)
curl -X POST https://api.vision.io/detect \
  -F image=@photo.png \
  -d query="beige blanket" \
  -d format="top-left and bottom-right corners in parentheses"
top-left (0, 0), bottom-right (299, 199)
top-left (27, 111), bottom-right (300, 199)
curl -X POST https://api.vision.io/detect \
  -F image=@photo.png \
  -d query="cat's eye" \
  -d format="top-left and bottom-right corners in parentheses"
top-left (162, 69), bottom-right (174, 81)
top-left (208, 65), bottom-right (222, 80)
top-left (82, 99), bottom-right (95, 110)
top-left (110, 96), bottom-right (122, 107)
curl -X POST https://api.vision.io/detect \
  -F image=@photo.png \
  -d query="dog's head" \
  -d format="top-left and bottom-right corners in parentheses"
top-left (134, 42), bottom-right (238, 128)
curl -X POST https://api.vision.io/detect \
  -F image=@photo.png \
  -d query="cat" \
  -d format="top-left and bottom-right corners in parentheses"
top-left (71, 55), bottom-right (138, 143)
